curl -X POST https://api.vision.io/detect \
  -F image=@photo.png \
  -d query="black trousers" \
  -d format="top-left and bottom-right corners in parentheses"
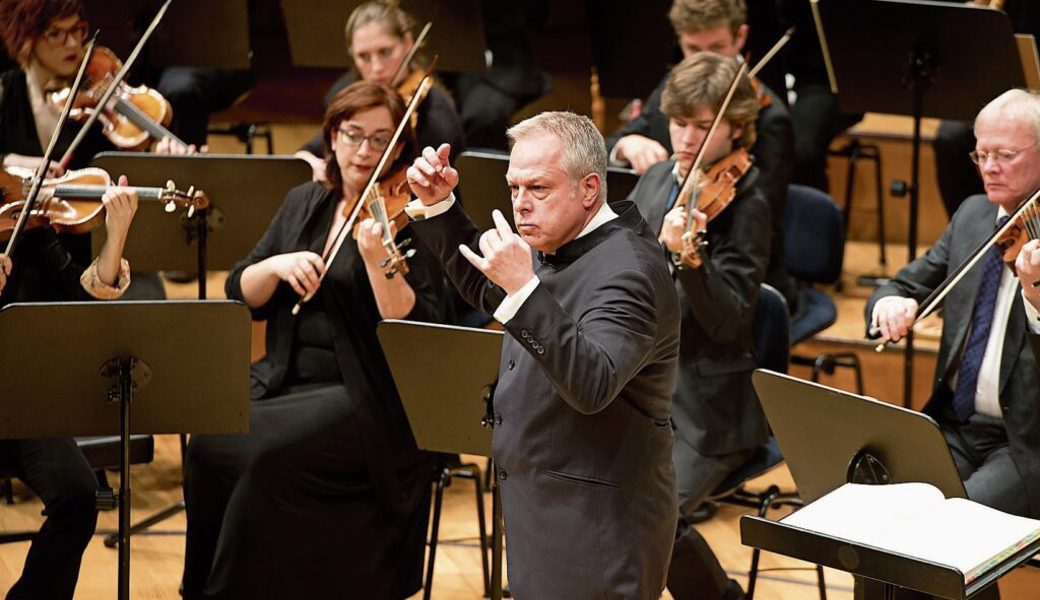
top-left (0, 438), bottom-right (98, 600)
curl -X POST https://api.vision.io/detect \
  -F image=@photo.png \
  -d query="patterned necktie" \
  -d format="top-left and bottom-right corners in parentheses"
top-left (951, 216), bottom-right (1009, 421)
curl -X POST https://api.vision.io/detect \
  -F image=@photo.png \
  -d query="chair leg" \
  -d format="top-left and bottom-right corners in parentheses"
top-left (816, 564), bottom-right (828, 600)
top-left (866, 144), bottom-right (886, 268)
top-left (469, 470), bottom-right (490, 596)
top-left (811, 352), bottom-right (864, 395)
top-left (424, 468), bottom-right (449, 600)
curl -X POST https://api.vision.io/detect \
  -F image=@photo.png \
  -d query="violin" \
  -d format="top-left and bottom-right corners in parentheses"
top-left (344, 165), bottom-right (414, 277)
top-left (994, 201), bottom-right (1040, 273)
top-left (390, 23), bottom-right (434, 129)
top-left (673, 149), bottom-right (753, 268)
top-left (50, 46), bottom-right (185, 151)
top-left (0, 167), bottom-right (206, 242)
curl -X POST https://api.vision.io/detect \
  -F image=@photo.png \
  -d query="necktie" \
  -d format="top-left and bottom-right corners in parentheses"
top-left (666, 180), bottom-right (680, 211)
top-left (951, 216), bottom-right (1009, 421)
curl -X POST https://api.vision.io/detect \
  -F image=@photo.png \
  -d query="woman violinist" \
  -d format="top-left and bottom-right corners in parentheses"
top-left (294, 0), bottom-right (465, 182)
top-left (625, 52), bottom-right (768, 600)
top-left (182, 81), bottom-right (446, 600)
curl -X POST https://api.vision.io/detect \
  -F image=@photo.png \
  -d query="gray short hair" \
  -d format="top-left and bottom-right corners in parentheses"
top-left (506, 111), bottom-right (608, 203)
top-left (975, 89), bottom-right (1040, 143)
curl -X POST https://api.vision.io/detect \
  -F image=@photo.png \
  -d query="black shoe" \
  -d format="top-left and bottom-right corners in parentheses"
top-left (688, 501), bottom-right (718, 523)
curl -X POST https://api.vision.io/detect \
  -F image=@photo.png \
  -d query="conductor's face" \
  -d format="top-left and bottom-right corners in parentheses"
top-left (506, 133), bottom-right (601, 254)
top-left (974, 113), bottom-right (1040, 213)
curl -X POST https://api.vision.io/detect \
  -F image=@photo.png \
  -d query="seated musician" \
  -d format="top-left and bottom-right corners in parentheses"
top-left (626, 51), bottom-right (767, 600)
top-left (868, 89), bottom-right (1040, 526)
top-left (608, 0), bottom-right (795, 312)
top-left (295, 0), bottom-right (465, 182)
top-left (0, 183), bottom-right (137, 599)
top-left (181, 81), bottom-right (446, 600)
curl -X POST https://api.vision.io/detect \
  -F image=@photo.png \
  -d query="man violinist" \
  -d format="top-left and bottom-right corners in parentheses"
top-left (626, 51), bottom-right (768, 600)
top-left (608, 0), bottom-right (796, 312)
top-left (868, 89), bottom-right (1040, 532)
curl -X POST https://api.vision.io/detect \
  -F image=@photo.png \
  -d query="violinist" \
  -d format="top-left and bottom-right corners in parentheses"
top-left (626, 52), bottom-right (767, 600)
top-left (181, 81), bottom-right (445, 600)
top-left (294, 0), bottom-right (465, 182)
top-left (607, 0), bottom-right (796, 311)
top-left (0, 174), bottom-right (137, 598)
top-left (868, 89), bottom-right (1040, 532)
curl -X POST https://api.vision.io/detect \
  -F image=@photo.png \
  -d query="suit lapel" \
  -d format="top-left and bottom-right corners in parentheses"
top-left (999, 290), bottom-right (1026, 396)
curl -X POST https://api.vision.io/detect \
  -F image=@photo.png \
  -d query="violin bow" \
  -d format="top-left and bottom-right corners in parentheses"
top-left (291, 65), bottom-right (436, 316)
top-left (389, 22), bottom-right (432, 91)
top-left (4, 31), bottom-right (99, 257)
top-left (59, 0), bottom-right (176, 169)
top-left (873, 188), bottom-right (1040, 352)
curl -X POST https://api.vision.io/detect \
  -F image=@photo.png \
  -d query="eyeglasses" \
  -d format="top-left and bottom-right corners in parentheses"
top-left (337, 126), bottom-right (391, 151)
top-left (969, 146), bottom-right (1035, 165)
top-left (41, 21), bottom-right (89, 47)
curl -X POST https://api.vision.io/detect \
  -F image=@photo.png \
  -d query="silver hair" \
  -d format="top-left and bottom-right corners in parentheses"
top-left (506, 111), bottom-right (608, 202)
top-left (975, 89), bottom-right (1040, 144)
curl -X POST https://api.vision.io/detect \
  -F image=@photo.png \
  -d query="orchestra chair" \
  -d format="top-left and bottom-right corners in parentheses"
top-left (425, 454), bottom-right (489, 600)
top-left (828, 138), bottom-right (887, 276)
top-left (785, 184), bottom-right (864, 394)
top-left (0, 435), bottom-right (155, 544)
top-left (707, 284), bottom-right (826, 599)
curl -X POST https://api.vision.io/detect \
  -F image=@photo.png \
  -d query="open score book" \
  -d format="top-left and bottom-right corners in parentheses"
top-left (781, 482), bottom-right (1040, 584)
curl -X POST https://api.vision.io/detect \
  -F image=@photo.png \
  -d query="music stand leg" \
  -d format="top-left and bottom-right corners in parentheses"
top-left (490, 480), bottom-right (503, 600)
top-left (108, 357), bottom-right (135, 600)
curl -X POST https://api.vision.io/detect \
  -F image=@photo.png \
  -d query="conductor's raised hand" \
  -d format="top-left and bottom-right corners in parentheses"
top-left (269, 251), bottom-right (326, 297)
top-left (406, 144), bottom-right (458, 206)
top-left (458, 209), bottom-right (534, 295)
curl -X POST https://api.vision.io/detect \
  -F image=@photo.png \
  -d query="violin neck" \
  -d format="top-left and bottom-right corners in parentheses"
top-left (366, 190), bottom-right (397, 246)
top-left (53, 184), bottom-right (167, 201)
top-left (113, 98), bottom-right (185, 146)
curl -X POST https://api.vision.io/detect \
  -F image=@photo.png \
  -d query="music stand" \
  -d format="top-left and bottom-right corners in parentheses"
top-left (89, 153), bottom-right (306, 544)
top-left (818, 0), bottom-right (1023, 409)
top-left (83, 0), bottom-right (251, 69)
top-left (281, 0), bottom-right (487, 72)
top-left (742, 370), bottom-right (1039, 599)
top-left (0, 300), bottom-right (250, 600)
top-left (376, 319), bottom-right (506, 600)
top-left (456, 150), bottom-right (640, 231)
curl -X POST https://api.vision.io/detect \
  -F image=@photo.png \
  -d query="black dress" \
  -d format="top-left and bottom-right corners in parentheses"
top-left (183, 181), bottom-right (445, 600)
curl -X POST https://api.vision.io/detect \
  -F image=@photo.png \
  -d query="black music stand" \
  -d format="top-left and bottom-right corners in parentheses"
top-left (89, 153), bottom-right (306, 544)
top-left (818, 0), bottom-right (1023, 409)
top-left (743, 370), bottom-right (1039, 599)
top-left (376, 319), bottom-right (506, 600)
top-left (0, 300), bottom-right (250, 600)
top-left (456, 150), bottom-right (640, 231)
top-left (83, 0), bottom-right (251, 69)
top-left (281, 0), bottom-right (486, 72)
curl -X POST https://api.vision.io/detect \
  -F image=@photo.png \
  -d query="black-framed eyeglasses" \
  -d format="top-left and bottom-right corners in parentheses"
top-left (337, 126), bottom-right (391, 151)
top-left (42, 21), bottom-right (89, 47)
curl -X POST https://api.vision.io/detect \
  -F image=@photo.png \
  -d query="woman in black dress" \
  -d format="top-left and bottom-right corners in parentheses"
top-left (182, 81), bottom-right (445, 599)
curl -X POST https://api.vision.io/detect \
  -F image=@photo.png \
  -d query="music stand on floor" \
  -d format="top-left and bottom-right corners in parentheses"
top-left (377, 319), bottom-right (506, 600)
top-left (89, 153), bottom-right (308, 544)
top-left (816, 0), bottom-right (1023, 409)
top-left (0, 300), bottom-right (250, 600)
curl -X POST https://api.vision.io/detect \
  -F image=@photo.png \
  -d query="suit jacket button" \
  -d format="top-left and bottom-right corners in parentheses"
top-left (507, 359), bottom-right (515, 370)
top-left (498, 469), bottom-right (508, 481)
top-left (521, 330), bottom-right (530, 339)
top-left (537, 347), bottom-right (545, 355)
top-left (495, 413), bottom-right (503, 425)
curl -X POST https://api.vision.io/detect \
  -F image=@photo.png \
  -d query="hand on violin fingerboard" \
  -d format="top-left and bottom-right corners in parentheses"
top-left (459, 209), bottom-right (535, 296)
top-left (1016, 239), bottom-right (1040, 312)
top-left (407, 144), bottom-right (458, 206)
top-left (154, 136), bottom-right (206, 156)
top-left (0, 254), bottom-right (11, 295)
top-left (356, 218), bottom-right (397, 267)
top-left (658, 206), bottom-right (706, 254)
top-left (102, 175), bottom-right (138, 241)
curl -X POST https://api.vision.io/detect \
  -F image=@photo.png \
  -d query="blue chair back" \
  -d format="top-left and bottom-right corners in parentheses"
top-left (752, 284), bottom-right (790, 374)
top-left (783, 185), bottom-right (845, 284)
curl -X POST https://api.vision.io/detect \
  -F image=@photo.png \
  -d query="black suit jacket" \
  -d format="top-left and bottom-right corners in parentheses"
top-left (866, 195), bottom-right (1040, 518)
top-left (628, 161), bottom-right (771, 455)
top-left (606, 75), bottom-right (796, 307)
top-left (410, 200), bottom-right (680, 599)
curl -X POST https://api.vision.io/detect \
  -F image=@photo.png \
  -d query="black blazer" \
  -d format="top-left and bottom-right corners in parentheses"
top-left (866, 195), bottom-right (1040, 518)
top-left (606, 75), bottom-right (796, 307)
top-left (410, 200), bottom-right (680, 599)
top-left (628, 160), bottom-right (771, 455)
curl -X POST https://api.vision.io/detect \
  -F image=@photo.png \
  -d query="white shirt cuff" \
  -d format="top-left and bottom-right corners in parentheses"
top-left (405, 193), bottom-right (456, 220)
top-left (1023, 289), bottom-right (1040, 334)
top-left (493, 276), bottom-right (540, 324)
